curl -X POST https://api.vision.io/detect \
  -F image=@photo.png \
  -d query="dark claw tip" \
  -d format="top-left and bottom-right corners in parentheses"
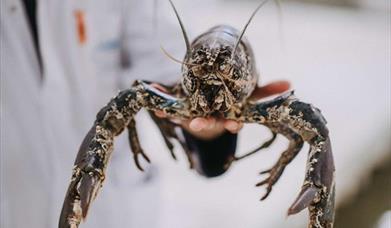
top-left (259, 169), bottom-right (270, 175)
top-left (134, 158), bottom-right (145, 172)
top-left (141, 152), bottom-right (151, 163)
top-left (259, 194), bottom-right (269, 201)
top-left (260, 188), bottom-right (272, 201)
top-left (170, 150), bottom-right (177, 160)
top-left (136, 165), bottom-right (145, 172)
top-left (144, 157), bottom-right (151, 163)
top-left (255, 179), bottom-right (269, 187)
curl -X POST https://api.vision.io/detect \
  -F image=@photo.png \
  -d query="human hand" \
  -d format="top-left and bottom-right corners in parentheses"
top-left (154, 80), bottom-right (290, 140)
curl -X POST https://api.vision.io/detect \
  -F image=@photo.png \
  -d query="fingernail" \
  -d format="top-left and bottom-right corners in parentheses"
top-left (151, 83), bottom-right (168, 93)
top-left (189, 118), bottom-right (206, 131)
top-left (206, 119), bottom-right (216, 130)
top-left (225, 121), bottom-right (238, 131)
top-left (155, 111), bottom-right (166, 118)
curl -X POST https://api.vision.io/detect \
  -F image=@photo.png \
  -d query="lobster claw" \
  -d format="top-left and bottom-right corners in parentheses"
top-left (288, 185), bottom-right (318, 215)
top-left (78, 172), bottom-right (102, 218)
top-left (59, 82), bottom-right (190, 228)
top-left (244, 93), bottom-right (336, 228)
top-left (59, 171), bottom-right (103, 228)
top-left (288, 137), bottom-right (336, 227)
top-left (59, 124), bottom-right (112, 228)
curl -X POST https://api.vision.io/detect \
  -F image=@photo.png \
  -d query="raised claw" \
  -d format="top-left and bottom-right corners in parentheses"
top-left (288, 185), bottom-right (318, 215)
top-left (243, 92), bottom-right (335, 228)
top-left (59, 125), bottom-right (113, 228)
top-left (59, 169), bottom-right (105, 228)
top-left (60, 81), bottom-right (191, 227)
top-left (288, 137), bottom-right (335, 228)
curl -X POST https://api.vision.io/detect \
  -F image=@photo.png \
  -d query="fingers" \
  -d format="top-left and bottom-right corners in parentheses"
top-left (150, 82), bottom-right (244, 135)
top-left (154, 114), bottom-right (243, 135)
top-left (152, 80), bottom-right (288, 134)
top-left (189, 118), bottom-right (208, 131)
top-left (224, 120), bottom-right (243, 134)
top-left (180, 118), bottom-right (222, 140)
top-left (250, 80), bottom-right (290, 100)
top-left (188, 118), bottom-right (242, 133)
top-left (189, 118), bottom-right (217, 132)
top-left (150, 83), bottom-right (168, 93)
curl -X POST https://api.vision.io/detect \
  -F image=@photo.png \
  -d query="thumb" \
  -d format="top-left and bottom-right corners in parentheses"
top-left (250, 81), bottom-right (290, 100)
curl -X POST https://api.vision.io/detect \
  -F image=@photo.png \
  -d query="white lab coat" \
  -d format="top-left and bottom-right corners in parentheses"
top-left (1, 0), bottom-right (183, 227)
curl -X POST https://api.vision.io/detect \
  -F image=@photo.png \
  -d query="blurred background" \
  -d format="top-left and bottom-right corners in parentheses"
top-left (130, 0), bottom-right (390, 227)
top-left (1, 0), bottom-right (389, 227)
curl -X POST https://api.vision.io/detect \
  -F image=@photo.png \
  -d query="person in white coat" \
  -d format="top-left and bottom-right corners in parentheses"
top-left (0, 0), bottom-right (289, 227)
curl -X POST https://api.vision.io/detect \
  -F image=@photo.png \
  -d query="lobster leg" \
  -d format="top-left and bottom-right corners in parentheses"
top-left (127, 118), bottom-right (151, 171)
top-left (243, 91), bottom-right (335, 228)
top-left (59, 81), bottom-right (190, 228)
top-left (234, 131), bottom-right (277, 161)
top-left (149, 111), bottom-right (177, 160)
top-left (149, 111), bottom-right (194, 168)
top-left (256, 125), bottom-right (304, 200)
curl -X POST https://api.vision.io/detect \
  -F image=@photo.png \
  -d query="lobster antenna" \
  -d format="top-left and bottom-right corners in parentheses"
top-left (167, 0), bottom-right (192, 57)
top-left (231, 0), bottom-right (272, 61)
top-left (160, 46), bottom-right (198, 67)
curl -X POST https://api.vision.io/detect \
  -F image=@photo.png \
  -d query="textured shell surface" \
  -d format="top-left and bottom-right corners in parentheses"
top-left (181, 25), bottom-right (258, 115)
